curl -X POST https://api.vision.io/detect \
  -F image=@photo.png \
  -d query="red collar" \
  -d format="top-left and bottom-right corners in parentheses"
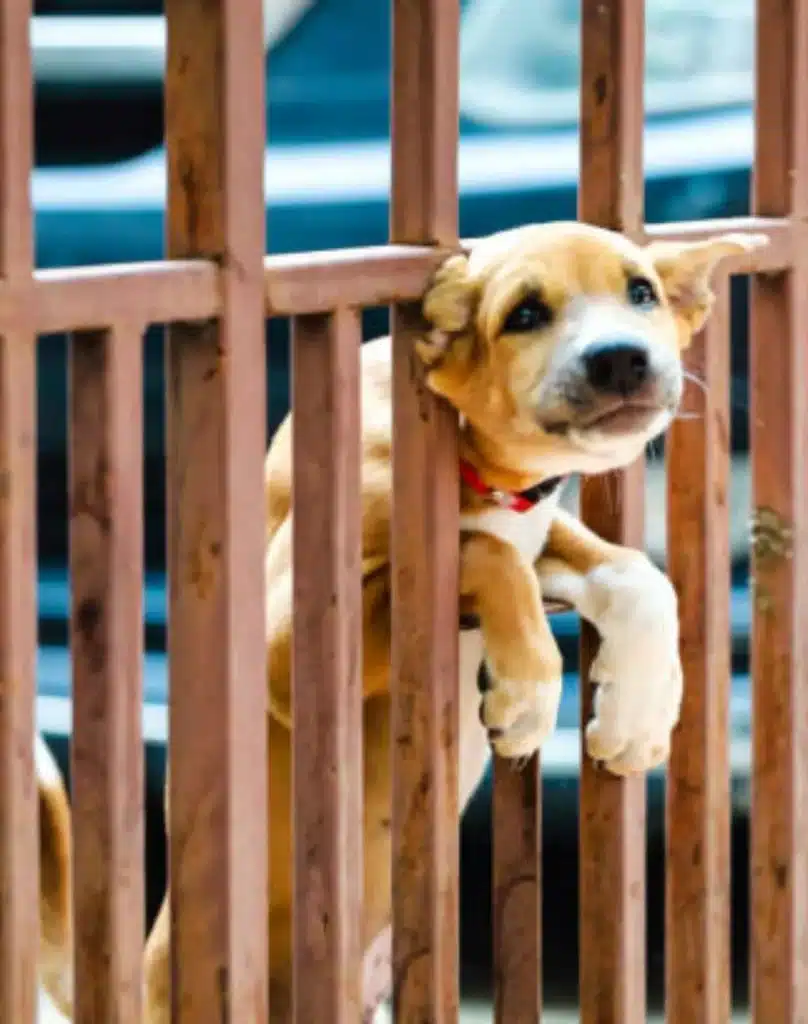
top-left (459, 460), bottom-right (565, 513)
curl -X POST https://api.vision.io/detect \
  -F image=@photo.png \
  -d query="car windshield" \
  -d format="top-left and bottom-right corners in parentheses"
top-left (459, 0), bottom-right (754, 128)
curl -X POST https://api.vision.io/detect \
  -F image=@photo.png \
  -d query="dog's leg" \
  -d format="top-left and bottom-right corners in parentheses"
top-left (143, 893), bottom-right (171, 1023)
top-left (37, 736), bottom-right (74, 1019)
top-left (461, 531), bottom-right (563, 760)
top-left (536, 507), bottom-right (683, 775)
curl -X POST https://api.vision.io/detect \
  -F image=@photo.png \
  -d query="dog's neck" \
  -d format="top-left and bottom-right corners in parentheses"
top-left (458, 424), bottom-right (557, 496)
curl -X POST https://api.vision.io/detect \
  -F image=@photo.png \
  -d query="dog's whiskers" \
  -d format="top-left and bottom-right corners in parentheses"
top-left (683, 368), bottom-right (709, 396)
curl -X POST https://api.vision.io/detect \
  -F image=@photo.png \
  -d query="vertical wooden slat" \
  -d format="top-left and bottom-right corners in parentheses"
top-left (291, 308), bottom-right (363, 1023)
top-left (69, 324), bottom-right (145, 1021)
top-left (389, 0), bottom-right (460, 1018)
top-left (390, 0), bottom-right (459, 246)
top-left (0, 0), bottom-right (38, 1019)
top-left (164, 0), bottom-right (268, 1018)
top-left (665, 283), bottom-right (731, 1023)
top-left (577, 3), bottom-right (647, 1023)
top-left (493, 758), bottom-right (541, 1023)
top-left (750, 2), bottom-right (808, 1021)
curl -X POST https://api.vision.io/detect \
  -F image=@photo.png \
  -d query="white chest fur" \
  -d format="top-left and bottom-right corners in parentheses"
top-left (459, 484), bottom-right (563, 564)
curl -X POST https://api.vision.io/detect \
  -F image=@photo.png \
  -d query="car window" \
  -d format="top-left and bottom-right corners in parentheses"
top-left (459, 0), bottom-right (754, 128)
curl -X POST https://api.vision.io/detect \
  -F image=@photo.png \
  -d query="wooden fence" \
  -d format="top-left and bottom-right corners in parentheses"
top-left (0, 0), bottom-right (806, 1020)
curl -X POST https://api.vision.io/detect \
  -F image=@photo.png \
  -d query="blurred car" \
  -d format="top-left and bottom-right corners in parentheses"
top-left (33, 0), bottom-right (756, 936)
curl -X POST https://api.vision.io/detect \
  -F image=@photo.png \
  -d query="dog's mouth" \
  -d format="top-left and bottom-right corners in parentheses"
top-left (543, 400), bottom-right (669, 439)
top-left (578, 400), bottom-right (666, 436)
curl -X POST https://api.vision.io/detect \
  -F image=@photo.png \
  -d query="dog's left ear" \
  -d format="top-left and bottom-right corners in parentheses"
top-left (646, 232), bottom-right (769, 336)
top-left (418, 253), bottom-right (477, 366)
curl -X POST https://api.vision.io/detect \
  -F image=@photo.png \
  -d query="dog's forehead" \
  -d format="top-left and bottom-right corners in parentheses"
top-left (468, 223), bottom-right (652, 290)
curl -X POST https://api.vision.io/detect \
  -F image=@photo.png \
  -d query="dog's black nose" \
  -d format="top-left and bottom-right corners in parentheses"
top-left (583, 340), bottom-right (650, 397)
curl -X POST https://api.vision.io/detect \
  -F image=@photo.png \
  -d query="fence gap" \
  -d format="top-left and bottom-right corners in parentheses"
top-left (750, 2), bottom-right (808, 1020)
top-left (577, 3), bottom-right (647, 1022)
top-left (291, 308), bottom-right (364, 1022)
top-left (69, 323), bottom-right (145, 1021)
top-left (665, 281), bottom-right (732, 1023)
top-left (164, 0), bottom-right (268, 1018)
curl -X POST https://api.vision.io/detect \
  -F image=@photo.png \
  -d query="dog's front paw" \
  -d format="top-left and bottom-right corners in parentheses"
top-left (478, 658), bottom-right (562, 760)
top-left (583, 559), bottom-right (682, 776)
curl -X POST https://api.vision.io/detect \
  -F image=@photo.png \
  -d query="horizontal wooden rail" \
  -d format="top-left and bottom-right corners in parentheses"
top-left (0, 217), bottom-right (797, 338)
top-left (265, 244), bottom-right (449, 314)
top-left (643, 216), bottom-right (800, 268)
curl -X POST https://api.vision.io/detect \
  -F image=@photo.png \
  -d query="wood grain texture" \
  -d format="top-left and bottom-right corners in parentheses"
top-left (750, 5), bottom-right (808, 1020)
top-left (69, 324), bottom-right (145, 1022)
top-left (164, 0), bottom-right (268, 1018)
top-left (665, 283), bottom-right (731, 1024)
top-left (291, 309), bottom-right (363, 1023)
top-left (492, 755), bottom-right (541, 1023)
top-left (390, 303), bottom-right (460, 1024)
top-left (0, 342), bottom-right (37, 1024)
top-left (0, 0), bottom-right (34, 279)
top-left (577, 4), bottom-right (647, 1023)
top-left (389, 0), bottom-right (461, 1020)
top-left (390, 0), bottom-right (459, 247)
top-left (0, 0), bottom-right (38, 1020)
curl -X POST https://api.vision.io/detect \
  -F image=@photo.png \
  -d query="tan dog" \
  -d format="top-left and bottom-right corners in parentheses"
top-left (38, 221), bottom-right (765, 1020)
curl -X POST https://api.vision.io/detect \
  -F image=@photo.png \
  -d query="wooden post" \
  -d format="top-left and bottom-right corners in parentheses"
top-left (164, 0), bottom-right (269, 1017)
top-left (69, 323), bottom-right (145, 1021)
top-left (666, 283), bottom-right (732, 1023)
top-left (0, 0), bottom-right (38, 1018)
top-left (390, 0), bottom-right (461, 1019)
top-left (291, 308), bottom-right (363, 1022)
top-left (750, 2), bottom-right (808, 1020)
top-left (578, 3), bottom-right (647, 1022)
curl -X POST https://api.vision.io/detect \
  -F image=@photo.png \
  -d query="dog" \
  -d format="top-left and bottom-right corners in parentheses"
top-left (36, 221), bottom-right (765, 1020)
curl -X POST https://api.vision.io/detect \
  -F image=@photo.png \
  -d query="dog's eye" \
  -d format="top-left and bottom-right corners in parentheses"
top-left (627, 276), bottom-right (658, 308)
top-left (502, 294), bottom-right (554, 333)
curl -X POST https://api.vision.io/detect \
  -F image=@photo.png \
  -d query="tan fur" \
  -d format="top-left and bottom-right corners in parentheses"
top-left (36, 222), bottom-right (767, 1021)
top-left (36, 736), bottom-right (74, 1017)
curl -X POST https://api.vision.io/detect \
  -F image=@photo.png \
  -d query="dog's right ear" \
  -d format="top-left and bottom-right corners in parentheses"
top-left (418, 254), bottom-right (477, 367)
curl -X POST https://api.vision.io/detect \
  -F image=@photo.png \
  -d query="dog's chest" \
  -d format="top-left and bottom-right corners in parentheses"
top-left (459, 486), bottom-right (562, 564)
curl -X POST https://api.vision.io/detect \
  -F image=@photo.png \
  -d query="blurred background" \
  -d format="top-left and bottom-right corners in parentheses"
top-left (34, 0), bottom-right (756, 1017)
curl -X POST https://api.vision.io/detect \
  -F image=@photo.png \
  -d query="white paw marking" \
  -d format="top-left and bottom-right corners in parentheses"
top-left (581, 560), bottom-right (682, 776)
top-left (480, 667), bottom-right (563, 760)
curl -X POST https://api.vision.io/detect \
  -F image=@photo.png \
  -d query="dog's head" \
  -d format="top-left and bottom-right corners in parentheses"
top-left (421, 222), bottom-right (766, 476)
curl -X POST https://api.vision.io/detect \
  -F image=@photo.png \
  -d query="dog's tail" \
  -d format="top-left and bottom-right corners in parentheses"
top-left (36, 734), bottom-right (74, 1018)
